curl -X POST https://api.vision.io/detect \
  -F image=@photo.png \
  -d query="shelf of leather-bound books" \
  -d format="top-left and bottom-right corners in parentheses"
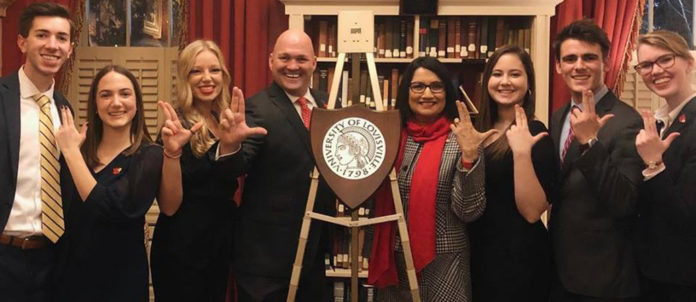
top-left (284, 1), bottom-right (563, 300)
top-left (306, 13), bottom-right (535, 119)
top-left (323, 201), bottom-right (378, 301)
top-left (283, 0), bottom-right (562, 125)
top-left (317, 57), bottom-right (464, 63)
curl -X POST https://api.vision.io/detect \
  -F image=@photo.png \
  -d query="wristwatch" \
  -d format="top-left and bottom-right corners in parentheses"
top-left (646, 160), bottom-right (663, 170)
top-left (579, 137), bottom-right (598, 153)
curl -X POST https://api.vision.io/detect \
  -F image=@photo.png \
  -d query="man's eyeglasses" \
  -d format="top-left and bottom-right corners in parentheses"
top-left (634, 54), bottom-right (677, 75)
top-left (409, 82), bottom-right (445, 94)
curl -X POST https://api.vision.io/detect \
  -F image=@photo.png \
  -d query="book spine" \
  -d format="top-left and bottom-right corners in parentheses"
top-left (447, 17), bottom-right (456, 58)
top-left (319, 20), bottom-right (328, 57)
top-left (438, 18), bottom-right (446, 58)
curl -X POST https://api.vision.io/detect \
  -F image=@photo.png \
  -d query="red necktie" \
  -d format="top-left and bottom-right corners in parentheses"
top-left (561, 125), bottom-right (574, 165)
top-left (561, 106), bottom-right (578, 165)
top-left (296, 96), bottom-right (311, 129)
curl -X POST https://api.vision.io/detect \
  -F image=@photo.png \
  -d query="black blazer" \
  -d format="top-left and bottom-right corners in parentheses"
top-left (0, 72), bottom-right (72, 232)
top-left (230, 82), bottom-right (336, 296)
top-left (549, 91), bottom-right (643, 298)
top-left (635, 97), bottom-right (696, 286)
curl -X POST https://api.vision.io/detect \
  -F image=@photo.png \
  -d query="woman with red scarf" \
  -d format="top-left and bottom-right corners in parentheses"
top-left (368, 57), bottom-right (495, 301)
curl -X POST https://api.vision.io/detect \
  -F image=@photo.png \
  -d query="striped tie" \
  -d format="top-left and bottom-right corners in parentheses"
top-left (560, 125), bottom-right (574, 165)
top-left (34, 94), bottom-right (64, 243)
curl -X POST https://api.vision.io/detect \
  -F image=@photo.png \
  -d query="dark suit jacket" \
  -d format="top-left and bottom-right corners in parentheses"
top-left (230, 82), bottom-right (335, 299)
top-left (0, 72), bottom-right (72, 233)
top-left (636, 97), bottom-right (696, 287)
top-left (549, 91), bottom-right (643, 298)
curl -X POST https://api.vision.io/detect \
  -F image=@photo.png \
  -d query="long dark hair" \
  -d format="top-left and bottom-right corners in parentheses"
top-left (82, 65), bottom-right (152, 168)
top-left (395, 57), bottom-right (458, 125)
top-left (475, 45), bottom-right (536, 160)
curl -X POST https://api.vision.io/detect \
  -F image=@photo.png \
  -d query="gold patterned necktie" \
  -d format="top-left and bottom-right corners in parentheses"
top-left (34, 94), bottom-right (64, 243)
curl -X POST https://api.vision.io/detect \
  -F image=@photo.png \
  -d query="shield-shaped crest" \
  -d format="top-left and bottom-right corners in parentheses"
top-left (310, 105), bottom-right (401, 209)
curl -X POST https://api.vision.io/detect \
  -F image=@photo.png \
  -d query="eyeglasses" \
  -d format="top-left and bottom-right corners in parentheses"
top-left (409, 81), bottom-right (445, 94)
top-left (634, 54), bottom-right (677, 75)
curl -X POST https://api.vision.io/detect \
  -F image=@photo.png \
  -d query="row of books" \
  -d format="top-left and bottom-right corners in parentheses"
top-left (330, 202), bottom-right (374, 271)
top-left (305, 16), bottom-right (532, 59)
top-left (310, 66), bottom-right (486, 116)
top-left (306, 17), bottom-right (339, 58)
top-left (333, 279), bottom-right (377, 302)
top-left (311, 67), bottom-right (402, 110)
top-left (374, 17), bottom-right (414, 59)
top-left (418, 16), bottom-right (532, 59)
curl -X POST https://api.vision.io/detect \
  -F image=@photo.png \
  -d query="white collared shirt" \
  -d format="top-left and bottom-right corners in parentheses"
top-left (285, 89), bottom-right (318, 117)
top-left (558, 85), bottom-right (609, 158)
top-left (5, 67), bottom-right (61, 236)
top-left (654, 92), bottom-right (696, 138)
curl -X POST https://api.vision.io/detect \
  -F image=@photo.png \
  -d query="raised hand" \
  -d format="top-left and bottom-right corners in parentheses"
top-left (450, 100), bottom-right (498, 162)
top-left (217, 87), bottom-right (267, 154)
top-left (158, 100), bottom-right (202, 157)
top-left (570, 89), bottom-right (614, 144)
top-left (55, 106), bottom-right (87, 152)
top-left (506, 104), bottom-right (548, 156)
top-left (635, 109), bottom-right (679, 165)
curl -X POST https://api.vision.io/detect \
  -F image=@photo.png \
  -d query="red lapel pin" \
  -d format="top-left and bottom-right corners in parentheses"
top-left (112, 167), bottom-right (122, 175)
top-left (678, 113), bottom-right (686, 123)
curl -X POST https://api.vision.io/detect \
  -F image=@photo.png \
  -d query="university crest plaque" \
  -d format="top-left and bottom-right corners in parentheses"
top-left (310, 105), bottom-right (401, 209)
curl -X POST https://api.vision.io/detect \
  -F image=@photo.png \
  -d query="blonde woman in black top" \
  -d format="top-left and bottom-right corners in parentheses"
top-left (150, 39), bottom-right (266, 302)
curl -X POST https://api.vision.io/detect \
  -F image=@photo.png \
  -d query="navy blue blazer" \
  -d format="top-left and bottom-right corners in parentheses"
top-left (0, 71), bottom-right (73, 233)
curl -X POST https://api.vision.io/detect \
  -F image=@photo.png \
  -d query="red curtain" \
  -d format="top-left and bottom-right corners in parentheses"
top-left (187, 0), bottom-right (288, 97)
top-left (549, 0), bottom-right (645, 113)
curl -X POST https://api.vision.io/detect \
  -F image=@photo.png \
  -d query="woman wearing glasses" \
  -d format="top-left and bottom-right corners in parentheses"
top-left (633, 30), bottom-right (696, 301)
top-left (368, 57), bottom-right (494, 301)
top-left (469, 45), bottom-right (557, 302)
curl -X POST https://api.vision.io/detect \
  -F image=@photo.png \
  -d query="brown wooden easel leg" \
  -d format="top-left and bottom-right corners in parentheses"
top-left (389, 169), bottom-right (422, 302)
top-left (287, 168), bottom-right (321, 302)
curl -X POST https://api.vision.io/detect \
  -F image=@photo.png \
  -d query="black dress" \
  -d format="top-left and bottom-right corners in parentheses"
top-left (469, 120), bottom-right (558, 302)
top-left (150, 140), bottom-right (239, 302)
top-left (56, 143), bottom-right (163, 302)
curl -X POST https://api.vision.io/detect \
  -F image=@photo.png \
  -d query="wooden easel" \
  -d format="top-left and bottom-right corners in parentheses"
top-left (287, 15), bottom-right (421, 301)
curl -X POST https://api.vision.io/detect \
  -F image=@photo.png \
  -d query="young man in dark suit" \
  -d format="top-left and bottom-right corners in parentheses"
top-left (548, 19), bottom-right (644, 302)
top-left (222, 29), bottom-right (334, 301)
top-left (0, 3), bottom-right (74, 302)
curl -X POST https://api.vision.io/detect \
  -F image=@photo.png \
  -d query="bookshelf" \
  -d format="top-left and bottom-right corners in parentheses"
top-left (281, 1), bottom-right (562, 300)
top-left (281, 0), bottom-right (562, 125)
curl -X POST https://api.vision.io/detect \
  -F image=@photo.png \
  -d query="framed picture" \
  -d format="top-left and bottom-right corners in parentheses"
top-left (132, 0), bottom-right (169, 47)
top-left (88, 0), bottom-right (127, 46)
top-left (142, 0), bottom-right (162, 39)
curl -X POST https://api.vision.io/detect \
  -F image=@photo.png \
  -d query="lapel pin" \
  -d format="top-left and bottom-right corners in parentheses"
top-left (678, 113), bottom-right (686, 123)
top-left (112, 167), bottom-right (122, 175)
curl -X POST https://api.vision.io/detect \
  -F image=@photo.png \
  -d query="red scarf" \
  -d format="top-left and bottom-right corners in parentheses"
top-left (368, 116), bottom-right (450, 287)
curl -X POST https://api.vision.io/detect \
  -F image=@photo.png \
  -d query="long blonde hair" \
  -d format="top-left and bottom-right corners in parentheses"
top-left (176, 40), bottom-right (232, 157)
